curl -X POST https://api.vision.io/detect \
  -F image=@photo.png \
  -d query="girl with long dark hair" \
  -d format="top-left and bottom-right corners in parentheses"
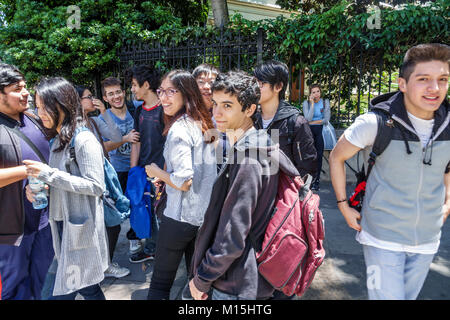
top-left (75, 85), bottom-right (130, 279)
top-left (24, 77), bottom-right (109, 299)
top-left (75, 85), bottom-right (122, 145)
top-left (144, 70), bottom-right (217, 300)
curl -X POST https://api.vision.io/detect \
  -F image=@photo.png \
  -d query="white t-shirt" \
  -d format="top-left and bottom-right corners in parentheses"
top-left (344, 111), bottom-right (439, 254)
top-left (262, 117), bottom-right (274, 129)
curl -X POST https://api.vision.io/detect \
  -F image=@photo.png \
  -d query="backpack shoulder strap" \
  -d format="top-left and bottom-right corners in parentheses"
top-left (366, 109), bottom-right (395, 177)
top-left (7, 126), bottom-right (48, 164)
top-left (66, 126), bottom-right (90, 172)
top-left (24, 111), bottom-right (50, 140)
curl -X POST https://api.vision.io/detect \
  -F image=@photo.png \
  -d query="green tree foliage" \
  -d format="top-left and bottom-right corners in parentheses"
top-left (231, 0), bottom-right (449, 118)
top-left (0, 0), bottom-right (208, 85)
top-left (275, 0), bottom-right (341, 12)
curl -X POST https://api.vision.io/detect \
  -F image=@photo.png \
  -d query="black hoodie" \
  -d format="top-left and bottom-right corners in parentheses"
top-left (192, 127), bottom-right (299, 299)
top-left (254, 100), bottom-right (318, 177)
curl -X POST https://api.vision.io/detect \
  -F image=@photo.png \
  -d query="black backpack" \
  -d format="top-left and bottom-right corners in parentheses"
top-left (348, 109), bottom-right (395, 211)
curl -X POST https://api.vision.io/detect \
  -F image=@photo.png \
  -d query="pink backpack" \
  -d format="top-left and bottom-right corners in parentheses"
top-left (253, 173), bottom-right (325, 297)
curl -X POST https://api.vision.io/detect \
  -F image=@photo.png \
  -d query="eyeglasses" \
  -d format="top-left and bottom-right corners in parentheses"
top-left (156, 88), bottom-right (178, 98)
top-left (106, 90), bottom-right (124, 98)
top-left (81, 95), bottom-right (94, 100)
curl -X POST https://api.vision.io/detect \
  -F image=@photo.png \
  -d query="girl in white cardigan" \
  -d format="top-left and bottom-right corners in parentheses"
top-left (24, 77), bottom-right (108, 299)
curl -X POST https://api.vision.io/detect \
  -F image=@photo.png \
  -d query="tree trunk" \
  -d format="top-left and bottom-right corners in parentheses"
top-left (211, 0), bottom-right (229, 28)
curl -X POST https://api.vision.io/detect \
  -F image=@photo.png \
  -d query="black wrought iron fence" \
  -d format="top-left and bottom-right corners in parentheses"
top-left (116, 28), bottom-right (399, 129)
top-left (117, 28), bottom-right (275, 77)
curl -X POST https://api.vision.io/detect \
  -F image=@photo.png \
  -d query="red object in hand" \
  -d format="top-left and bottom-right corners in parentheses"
top-left (348, 181), bottom-right (366, 208)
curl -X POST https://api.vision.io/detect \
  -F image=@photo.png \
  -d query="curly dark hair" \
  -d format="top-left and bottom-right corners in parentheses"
top-left (211, 70), bottom-right (260, 115)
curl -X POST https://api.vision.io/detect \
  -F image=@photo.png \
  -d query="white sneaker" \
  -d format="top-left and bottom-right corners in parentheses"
top-left (129, 239), bottom-right (142, 254)
top-left (104, 262), bottom-right (131, 279)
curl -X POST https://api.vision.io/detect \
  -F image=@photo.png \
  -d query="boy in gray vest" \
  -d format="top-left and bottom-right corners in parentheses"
top-left (329, 43), bottom-right (450, 300)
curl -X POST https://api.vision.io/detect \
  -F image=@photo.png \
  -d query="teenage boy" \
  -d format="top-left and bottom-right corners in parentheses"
top-left (127, 65), bottom-right (165, 263)
top-left (253, 60), bottom-right (317, 178)
top-left (99, 77), bottom-right (140, 278)
top-left (189, 70), bottom-right (298, 300)
top-left (192, 63), bottom-right (219, 112)
top-left (101, 77), bottom-right (140, 193)
top-left (0, 63), bottom-right (54, 299)
top-left (329, 43), bottom-right (450, 300)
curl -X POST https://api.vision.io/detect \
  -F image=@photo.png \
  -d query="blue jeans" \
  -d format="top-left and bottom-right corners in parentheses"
top-left (212, 288), bottom-right (244, 300)
top-left (0, 224), bottom-right (54, 300)
top-left (362, 245), bottom-right (435, 300)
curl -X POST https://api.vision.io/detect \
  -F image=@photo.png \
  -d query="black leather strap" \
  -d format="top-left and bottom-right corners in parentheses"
top-left (7, 126), bottom-right (48, 165)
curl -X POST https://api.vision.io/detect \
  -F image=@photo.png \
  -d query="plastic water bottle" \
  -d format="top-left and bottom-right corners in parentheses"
top-left (28, 177), bottom-right (48, 210)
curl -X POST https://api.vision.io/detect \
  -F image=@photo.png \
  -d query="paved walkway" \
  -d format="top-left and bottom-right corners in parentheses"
top-left (95, 181), bottom-right (450, 300)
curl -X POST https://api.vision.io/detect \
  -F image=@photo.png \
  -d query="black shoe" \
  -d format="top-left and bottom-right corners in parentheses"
top-left (181, 281), bottom-right (193, 300)
top-left (129, 251), bottom-right (155, 264)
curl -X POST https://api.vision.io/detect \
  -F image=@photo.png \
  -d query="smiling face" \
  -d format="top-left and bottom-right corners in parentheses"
top-left (158, 77), bottom-right (184, 117)
top-left (212, 90), bottom-right (255, 133)
top-left (80, 89), bottom-right (95, 113)
top-left (103, 85), bottom-right (125, 109)
top-left (0, 80), bottom-right (29, 117)
top-left (399, 60), bottom-right (449, 120)
top-left (310, 87), bottom-right (321, 102)
top-left (196, 72), bottom-right (217, 110)
top-left (130, 78), bottom-right (149, 101)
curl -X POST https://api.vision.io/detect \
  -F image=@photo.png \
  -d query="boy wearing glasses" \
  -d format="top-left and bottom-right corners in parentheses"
top-left (101, 77), bottom-right (140, 192)
top-left (329, 43), bottom-right (450, 300)
top-left (98, 77), bottom-right (141, 278)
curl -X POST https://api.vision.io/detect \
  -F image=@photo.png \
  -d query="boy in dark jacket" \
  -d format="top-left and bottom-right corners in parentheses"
top-left (253, 60), bottom-right (317, 178)
top-left (0, 63), bottom-right (54, 299)
top-left (189, 70), bottom-right (298, 300)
